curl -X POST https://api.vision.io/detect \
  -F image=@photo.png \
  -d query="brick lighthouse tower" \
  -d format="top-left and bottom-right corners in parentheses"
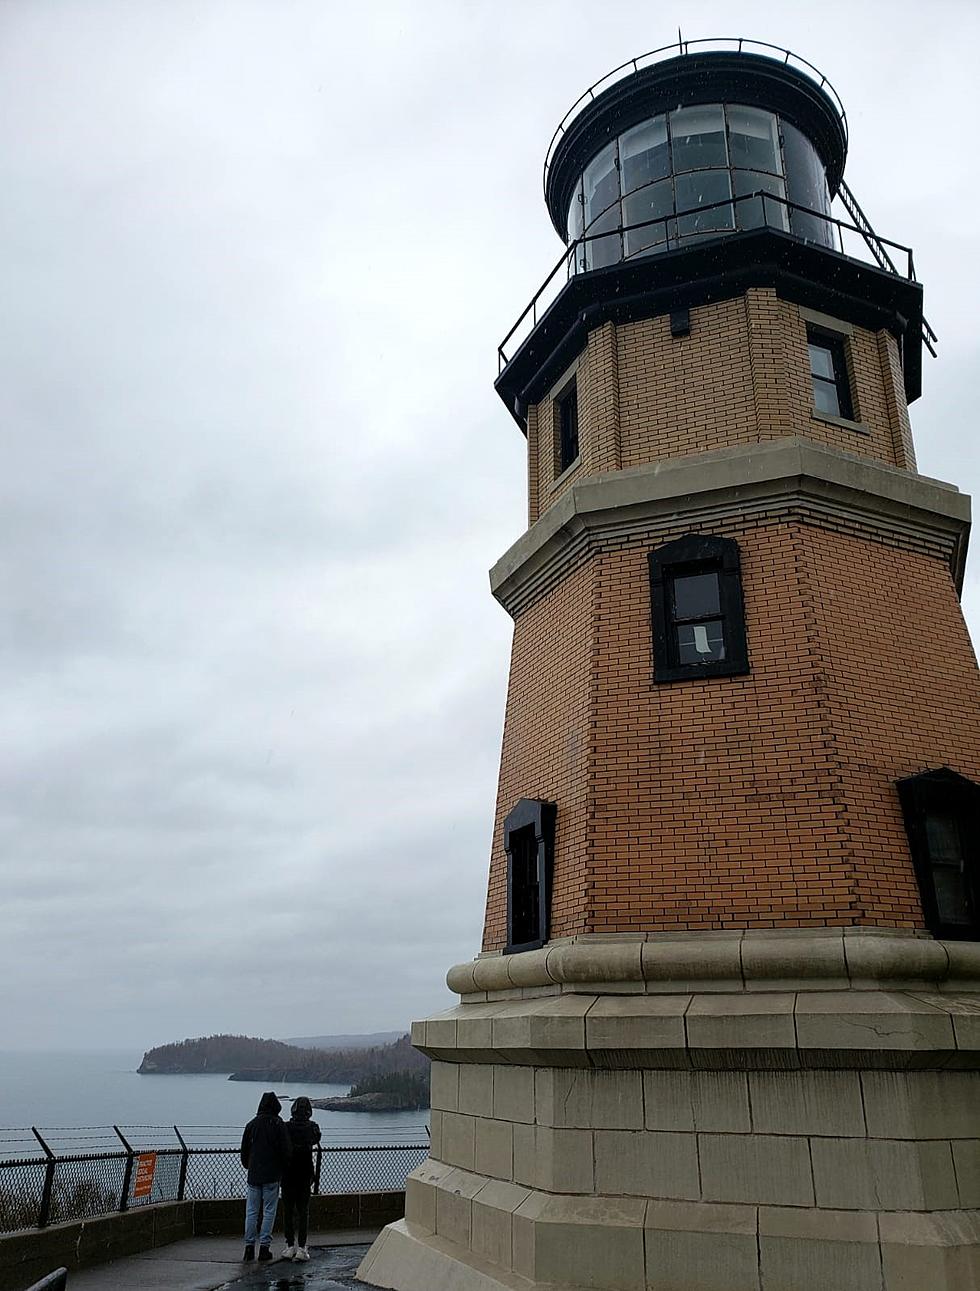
top-left (360, 39), bottom-right (980, 1291)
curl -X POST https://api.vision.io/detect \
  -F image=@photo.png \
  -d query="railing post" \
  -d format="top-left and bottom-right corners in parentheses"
top-left (314, 1142), bottom-right (322, 1195)
top-left (32, 1128), bottom-right (56, 1229)
top-left (114, 1126), bottom-right (134, 1212)
top-left (173, 1126), bottom-right (189, 1202)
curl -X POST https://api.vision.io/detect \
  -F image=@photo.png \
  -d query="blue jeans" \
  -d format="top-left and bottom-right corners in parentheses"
top-left (244, 1181), bottom-right (280, 1247)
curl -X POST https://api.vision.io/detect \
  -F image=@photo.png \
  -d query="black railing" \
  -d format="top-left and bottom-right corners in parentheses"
top-left (542, 37), bottom-right (849, 198)
top-left (497, 190), bottom-right (919, 373)
top-left (0, 1125), bottom-right (428, 1234)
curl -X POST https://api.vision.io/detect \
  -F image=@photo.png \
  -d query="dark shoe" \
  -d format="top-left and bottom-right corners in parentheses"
top-left (258, 1245), bottom-right (273, 1262)
top-left (243, 1245), bottom-right (255, 1262)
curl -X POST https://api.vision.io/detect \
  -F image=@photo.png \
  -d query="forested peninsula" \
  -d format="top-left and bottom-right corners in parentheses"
top-left (137, 1032), bottom-right (429, 1109)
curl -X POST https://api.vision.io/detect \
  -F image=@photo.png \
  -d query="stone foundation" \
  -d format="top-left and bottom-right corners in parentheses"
top-left (359, 932), bottom-right (980, 1291)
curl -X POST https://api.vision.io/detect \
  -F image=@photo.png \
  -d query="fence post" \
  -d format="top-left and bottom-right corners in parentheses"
top-left (31, 1128), bottom-right (56, 1229)
top-left (173, 1126), bottom-right (189, 1202)
top-left (113, 1126), bottom-right (135, 1212)
top-left (313, 1142), bottom-right (322, 1195)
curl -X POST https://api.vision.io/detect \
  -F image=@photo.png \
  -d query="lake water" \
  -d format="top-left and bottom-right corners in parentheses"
top-left (0, 1050), bottom-right (429, 1158)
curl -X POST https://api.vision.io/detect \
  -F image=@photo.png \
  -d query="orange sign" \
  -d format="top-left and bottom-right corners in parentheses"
top-left (133, 1152), bottom-right (157, 1200)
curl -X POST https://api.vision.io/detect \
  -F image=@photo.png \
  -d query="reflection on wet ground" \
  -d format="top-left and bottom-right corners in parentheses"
top-left (219, 1243), bottom-right (372, 1290)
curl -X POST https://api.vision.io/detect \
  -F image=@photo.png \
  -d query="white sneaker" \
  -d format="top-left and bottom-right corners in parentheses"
top-left (280, 1245), bottom-right (295, 1260)
top-left (294, 1247), bottom-right (310, 1261)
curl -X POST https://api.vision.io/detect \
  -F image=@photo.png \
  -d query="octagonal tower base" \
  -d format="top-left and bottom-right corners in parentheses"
top-left (359, 931), bottom-right (980, 1291)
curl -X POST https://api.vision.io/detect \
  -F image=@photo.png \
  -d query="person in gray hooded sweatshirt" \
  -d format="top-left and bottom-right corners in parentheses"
top-left (240, 1091), bottom-right (291, 1261)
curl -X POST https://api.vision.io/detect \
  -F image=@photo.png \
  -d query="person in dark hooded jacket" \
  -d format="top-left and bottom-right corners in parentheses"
top-left (279, 1096), bottom-right (322, 1262)
top-left (240, 1091), bottom-right (291, 1261)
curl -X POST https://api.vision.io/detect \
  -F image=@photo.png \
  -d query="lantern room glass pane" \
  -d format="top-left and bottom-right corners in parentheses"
top-left (584, 203), bottom-right (621, 269)
top-left (782, 119), bottom-right (834, 247)
top-left (727, 105), bottom-right (781, 173)
top-left (567, 179), bottom-right (584, 241)
top-left (733, 171), bottom-right (788, 230)
top-left (623, 181), bottom-right (675, 256)
top-left (669, 105), bottom-right (728, 172)
top-left (675, 170), bottom-right (733, 236)
top-left (620, 116), bottom-right (670, 194)
top-left (583, 141), bottom-right (620, 226)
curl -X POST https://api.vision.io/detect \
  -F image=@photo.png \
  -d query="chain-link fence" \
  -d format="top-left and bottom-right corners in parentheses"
top-left (0, 1125), bottom-right (428, 1234)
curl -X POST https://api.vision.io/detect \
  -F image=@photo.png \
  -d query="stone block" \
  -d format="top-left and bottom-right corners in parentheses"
top-left (644, 1071), bottom-right (694, 1131)
top-left (470, 1179), bottom-right (530, 1271)
top-left (594, 1129), bottom-right (699, 1199)
top-left (536, 1068), bottom-right (643, 1129)
top-left (422, 1009), bottom-right (461, 1060)
top-left (585, 995), bottom-right (689, 1067)
top-left (642, 933), bottom-right (742, 993)
top-left (742, 931), bottom-right (847, 992)
top-left (455, 1000), bottom-right (513, 1059)
top-left (430, 1060), bottom-right (460, 1113)
top-left (861, 1070), bottom-right (980, 1139)
top-left (492, 1064), bottom-right (535, 1124)
top-left (433, 1166), bottom-right (484, 1250)
top-left (458, 1064), bottom-right (494, 1118)
top-left (513, 1125), bottom-right (594, 1193)
top-left (645, 1228), bottom-right (760, 1290)
top-left (514, 1192), bottom-right (647, 1290)
top-left (473, 1117), bottom-right (513, 1181)
top-left (693, 1071), bottom-right (751, 1132)
top-left (952, 1140), bottom-right (980, 1206)
top-left (749, 1070), bottom-right (865, 1136)
top-left (879, 1209), bottom-right (980, 1290)
top-left (810, 1137), bottom-right (959, 1210)
top-left (490, 995), bottom-right (594, 1065)
top-left (441, 1111), bottom-right (476, 1171)
top-left (699, 1133), bottom-right (814, 1206)
top-left (405, 1175), bottom-right (436, 1232)
top-left (686, 994), bottom-right (797, 1065)
top-left (759, 1206), bottom-right (881, 1291)
top-left (429, 1108), bottom-right (443, 1157)
top-left (794, 991), bottom-right (955, 1060)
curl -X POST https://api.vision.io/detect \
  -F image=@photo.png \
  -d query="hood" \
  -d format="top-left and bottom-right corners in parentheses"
top-left (290, 1096), bottom-right (313, 1120)
top-left (257, 1091), bottom-right (281, 1115)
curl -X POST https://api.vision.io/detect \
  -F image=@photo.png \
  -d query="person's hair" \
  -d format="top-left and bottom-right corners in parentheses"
top-left (291, 1096), bottom-right (313, 1119)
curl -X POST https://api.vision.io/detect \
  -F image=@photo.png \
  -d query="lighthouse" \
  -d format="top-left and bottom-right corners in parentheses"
top-left (360, 38), bottom-right (980, 1291)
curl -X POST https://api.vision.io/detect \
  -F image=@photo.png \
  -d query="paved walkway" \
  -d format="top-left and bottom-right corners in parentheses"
top-left (66, 1232), bottom-right (378, 1290)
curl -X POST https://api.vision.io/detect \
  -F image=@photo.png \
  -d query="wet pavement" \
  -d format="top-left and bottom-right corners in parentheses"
top-left (218, 1244), bottom-right (372, 1290)
top-left (66, 1232), bottom-right (379, 1290)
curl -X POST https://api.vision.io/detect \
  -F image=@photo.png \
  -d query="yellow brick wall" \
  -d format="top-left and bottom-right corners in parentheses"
top-left (482, 517), bottom-right (980, 948)
top-left (526, 289), bottom-right (916, 519)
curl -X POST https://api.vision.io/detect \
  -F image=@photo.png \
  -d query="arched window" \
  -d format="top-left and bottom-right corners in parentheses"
top-left (648, 534), bottom-right (749, 682)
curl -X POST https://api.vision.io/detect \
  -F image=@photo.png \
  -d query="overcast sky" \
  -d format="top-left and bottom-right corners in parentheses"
top-left (1, 0), bottom-right (977, 1052)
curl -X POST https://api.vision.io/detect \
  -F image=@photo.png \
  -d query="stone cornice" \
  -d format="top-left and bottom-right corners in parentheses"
top-left (446, 930), bottom-right (980, 999)
top-left (490, 438), bottom-right (971, 617)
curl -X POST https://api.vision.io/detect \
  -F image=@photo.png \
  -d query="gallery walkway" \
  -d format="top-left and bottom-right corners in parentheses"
top-left (63, 1231), bottom-right (377, 1290)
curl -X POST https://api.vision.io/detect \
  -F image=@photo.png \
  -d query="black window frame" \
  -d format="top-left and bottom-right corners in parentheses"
top-left (555, 378), bottom-right (579, 475)
top-left (649, 534), bottom-right (749, 683)
top-left (807, 325), bottom-right (854, 421)
top-left (504, 798), bottom-right (557, 954)
top-left (896, 767), bottom-right (980, 941)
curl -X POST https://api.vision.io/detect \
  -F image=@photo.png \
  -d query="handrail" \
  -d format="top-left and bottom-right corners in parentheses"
top-left (498, 190), bottom-right (920, 373)
top-left (543, 37), bottom-right (848, 202)
top-left (0, 1139), bottom-right (428, 1233)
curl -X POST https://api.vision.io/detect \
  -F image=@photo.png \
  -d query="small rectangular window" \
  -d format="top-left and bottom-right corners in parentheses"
top-left (504, 799), bottom-right (557, 954)
top-left (556, 380), bottom-right (579, 474)
top-left (897, 769), bottom-right (980, 940)
top-left (649, 535), bottom-right (749, 683)
top-left (807, 327), bottom-right (854, 421)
